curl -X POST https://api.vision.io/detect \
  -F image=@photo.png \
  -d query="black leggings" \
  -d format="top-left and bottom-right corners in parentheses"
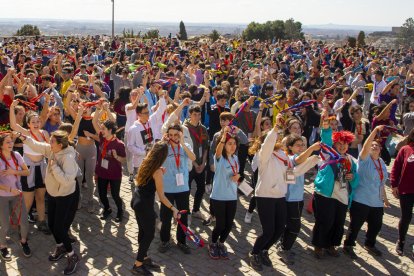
top-left (210, 199), bottom-right (237, 243)
top-left (398, 194), bottom-right (414, 242)
top-left (97, 177), bottom-right (123, 215)
top-left (160, 192), bottom-right (189, 244)
top-left (189, 169), bottom-right (205, 213)
top-left (48, 183), bottom-right (79, 253)
top-left (344, 201), bottom-right (383, 247)
top-left (248, 170), bottom-right (258, 213)
top-left (252, 197), bottom-right (287, 254)
top-left (281, 201), bottom-right (304, 250)
top-left (312, 193), bottom-right (347, 248)
top-left (133, 200), bottom-right (156, 262)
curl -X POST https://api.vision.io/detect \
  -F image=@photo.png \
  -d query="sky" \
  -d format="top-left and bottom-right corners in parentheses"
top-left (1, 0), bottom-right (413, 26)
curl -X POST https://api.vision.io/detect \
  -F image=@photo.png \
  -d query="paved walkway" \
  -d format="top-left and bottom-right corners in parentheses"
top-left (1, 163), bottom-right (414, 276)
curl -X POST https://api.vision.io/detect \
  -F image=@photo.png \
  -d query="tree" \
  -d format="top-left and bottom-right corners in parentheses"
top-left (209, 29), bottom-right (220, 42)
top-left (15, 24), bottom-right (40, 36)
top-left (357, 31), bottom-right (366, 46)
top-left (397, 17), bottom-right (414, 47)
top-left (179, 21), bottom-right (188, 40)
top-left (347, 36), bottom-right (357, 48)
top-left (143, 29), bottom-right (160, 39)
top-left (242, 19), bottom-right (304, 41)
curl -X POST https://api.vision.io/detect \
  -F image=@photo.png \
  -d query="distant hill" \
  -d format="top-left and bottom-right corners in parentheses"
top-left (0, 19), bottom-right (395, 38)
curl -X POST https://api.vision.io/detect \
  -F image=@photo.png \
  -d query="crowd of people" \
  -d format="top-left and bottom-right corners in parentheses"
top-left (0, 35), bottom-right (414, 275)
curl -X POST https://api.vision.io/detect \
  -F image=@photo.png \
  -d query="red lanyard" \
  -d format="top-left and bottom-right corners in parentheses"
top-left (101, 136), bottom-right (115, 159)
top-left (243, 111), bottom-right (253, 132)
top-left (356, 122), bottom-right (362, 135)
top-left (273, 153), bottom-right (291, 168)
top-left (141, 121), bottom-right (153, 142)
top-left (227, 156), bottom-right (238, 175)
top-left (30, 129), bottom-right (46, 142)
top-left (371, 156), bottom-right (384, 182)
top-left (189, 127), bottom-right (203, 145)
top-left (170, 143), bottom-right (181, 169)
top-left (162, 111), bottom-right (167, 123)
top-left (1, 152), bottom-right (19, 180)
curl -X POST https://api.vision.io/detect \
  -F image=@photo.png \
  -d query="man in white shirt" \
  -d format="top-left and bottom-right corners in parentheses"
top-left (369, 70), bottom-right (386, 120)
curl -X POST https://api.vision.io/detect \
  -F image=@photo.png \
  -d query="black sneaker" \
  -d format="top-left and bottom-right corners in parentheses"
top-left (343, 246), bottom-right (358, 259)
top-left (131, 264), bottom-right (153, 275)
top-left (158, 241), bottom-right (171, 253)
top-left (364, 245), bottom-right (382, 257)
top-left (27, 213), bottom-right (36, 224)
top-left (63, 253), bottom-right (80, 275)
top-left (202, 216), bottom-right (215, 226)
top-left (143, 258), bottom-right (161, 272)
top-left (249, 252), bottom-right (263, 271)
top-left (100, 209), bottom-right (112, 220)
top-left (0, 247), bottom-right (12, 262)
top-left (37, 221), bottom-right (51, 235)
top-left (48, 245), bottom-right (67, 261)
top-left (218, 243), bottom-right (229, 259)
top-left (276, 247), bottom-right (294, 265)
top-left (20, 242), bottom-right (31, 257)
top-left (396, 240), bottom-right (404, 256)
top-left (208, 243), bottom-right (220, 259)
top-left (261, 250), bottom-right (273, 266)
top-left (115, 212), bottom-right (123, 223)
top-left (177, 242), bottom-right (191, 254)
top-left (129, 174), bottom-right (135, 184)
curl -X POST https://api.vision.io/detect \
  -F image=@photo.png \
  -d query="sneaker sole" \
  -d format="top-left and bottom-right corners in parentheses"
top-left (49, 253), bottom-right (66, 262)
top-left (0, 255), bottom-right (12, 262)
top-left (63, 260), bottom-right (79, 275)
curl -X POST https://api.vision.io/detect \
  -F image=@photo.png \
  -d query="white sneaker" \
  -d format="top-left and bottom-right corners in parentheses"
top-left (192, 211), bottom-right (205, 220)
top-left (244, 211), bottom-right (253, 224)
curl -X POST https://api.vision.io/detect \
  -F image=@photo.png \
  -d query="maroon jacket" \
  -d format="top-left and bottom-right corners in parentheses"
top-left (390, 144), bottom-right (414, 195)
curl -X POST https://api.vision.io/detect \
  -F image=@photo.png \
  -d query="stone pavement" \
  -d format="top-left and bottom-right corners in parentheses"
top-left (1, 163), bottom-right (414, 276)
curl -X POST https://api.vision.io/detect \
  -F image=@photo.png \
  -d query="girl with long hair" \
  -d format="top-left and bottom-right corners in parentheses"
top-left (130, 141), bottom-right (181, 275)
top-left (0, 132), bottom-right (31, 261)
top-left (10, 100), bottom-right (51, 234)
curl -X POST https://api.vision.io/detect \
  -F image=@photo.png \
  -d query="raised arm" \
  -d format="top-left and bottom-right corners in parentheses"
top-left (360, 125), bottom-right (384, 160)
top-left (295, 142), bottom-right (321, 164)
top-left (215, 126), bottom-right (229, 159)
top-left (69, 105), bottom-right (85, 142)
top-left (376, 99), bottom-right (397, 121)
top-left (9, 100), bottom-right (30, 135)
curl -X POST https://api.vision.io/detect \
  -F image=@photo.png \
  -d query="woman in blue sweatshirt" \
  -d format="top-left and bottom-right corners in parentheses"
top-left (208, 126), bottom-right (240, 260)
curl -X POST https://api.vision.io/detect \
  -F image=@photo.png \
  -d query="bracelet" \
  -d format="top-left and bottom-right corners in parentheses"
top-left (220, 140), bottom-right (226, 144)
top-left (169, 205), bottom-right (174, 210)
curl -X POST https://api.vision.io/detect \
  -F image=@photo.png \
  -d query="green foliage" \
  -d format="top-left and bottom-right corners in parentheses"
top-left (347, 36), bottom-right (357, 48)
top-left (397, 18), bottom-right (414, 47)
top-left (15, 24), bottom-right (40, 36)
top-left (122, 28), bottom-right (136, 38)
top-left (179, 21), bottom-right (188, 40)
top-left (209, 29), bottom-right (220, 42)
top-left (242, 18), bottom-right (304, 41)
top-left (143, 29), bottom-right (160, 39)
top-left (357, 31), bottom-right (365, 46)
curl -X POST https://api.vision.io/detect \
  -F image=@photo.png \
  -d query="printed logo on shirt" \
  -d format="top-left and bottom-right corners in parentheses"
top-left (408, 154), bottom-right (414, 163)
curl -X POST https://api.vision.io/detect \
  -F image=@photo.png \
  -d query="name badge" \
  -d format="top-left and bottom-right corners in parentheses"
top-left (101, 159), bottom-right (109, 170)
top-left (176, 173), bottom-right (184, 186)
top-left (198, 146), bottom-right (203, 158)
top-left (379, 185), bottom-right (384, 201)
top-left (286, 168), bottom-right (296, 184)
top-left (238, 180), bottom-right (254, 196)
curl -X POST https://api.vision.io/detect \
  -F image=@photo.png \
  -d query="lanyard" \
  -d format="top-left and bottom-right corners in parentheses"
top-left (273, 153), bottom-right (291, 168)
top-left (170, 143), bottom-right (181, 169)
top-left (371, 156), bottom-right (384, 182)
top-left (188, 127), bottom-right (203, 145)
top-left (356, 122), bottom-right (362, 135)
top-left (227, 156), bottom-right (238, 175)
top-left (243, 111), bottom-right (253, 132)
top-left (101, 136), bottom-right (115, 159)
top-left (0, 152), bottom-right (19, 180)
top-left (162, 111), bottom-right (167, 123)
top-left (141, 121), bottom-right (153, 142)
top-left (150, 92), bottom-right (157, 105)
top-left (29, 129), bottom-right (46, 142)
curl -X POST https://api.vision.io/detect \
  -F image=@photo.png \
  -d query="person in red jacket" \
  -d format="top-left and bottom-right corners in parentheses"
top-left (390, 129), bottom-right (414, 256)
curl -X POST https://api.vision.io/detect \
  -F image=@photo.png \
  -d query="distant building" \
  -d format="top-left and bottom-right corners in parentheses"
top-left (392, 27), bottom-right (402, 34)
